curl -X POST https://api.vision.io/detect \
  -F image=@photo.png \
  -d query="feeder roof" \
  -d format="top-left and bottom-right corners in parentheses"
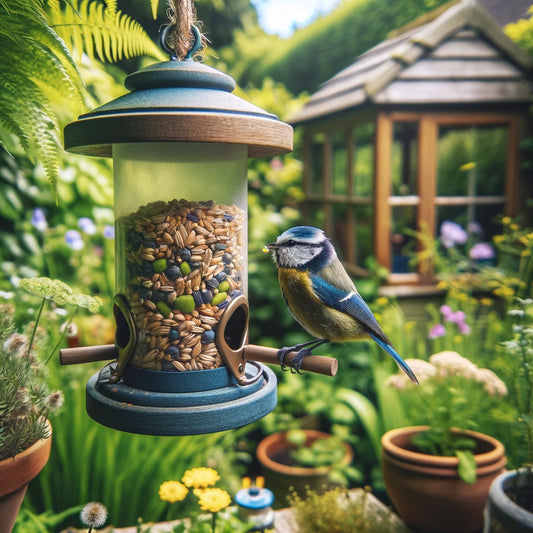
top-left (291, 0), bottom-right (533, 125)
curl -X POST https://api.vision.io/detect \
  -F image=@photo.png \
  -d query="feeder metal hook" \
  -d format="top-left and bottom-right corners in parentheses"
top-left (160, 24), bottom-right (202, 60)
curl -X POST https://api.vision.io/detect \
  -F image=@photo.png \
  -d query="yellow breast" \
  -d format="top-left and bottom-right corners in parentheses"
top-left (277, 268), bottom-right (367, 342)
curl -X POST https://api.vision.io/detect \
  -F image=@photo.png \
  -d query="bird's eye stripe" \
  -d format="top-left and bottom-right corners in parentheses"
top-left (281, 240), bottom-right (322, 247)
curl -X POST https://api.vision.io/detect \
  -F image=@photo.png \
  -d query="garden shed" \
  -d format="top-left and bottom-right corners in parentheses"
top-left (291, 0), bottom-right (533, 287)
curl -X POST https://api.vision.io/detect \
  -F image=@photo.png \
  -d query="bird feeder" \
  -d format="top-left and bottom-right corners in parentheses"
top-left (60, 23), bottom-right (337, 436)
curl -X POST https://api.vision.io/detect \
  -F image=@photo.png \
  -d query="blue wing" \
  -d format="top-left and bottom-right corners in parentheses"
top-left (309, 272), bottom-right (419, 384)
top-left (309, 272), bottom-right (383, 336)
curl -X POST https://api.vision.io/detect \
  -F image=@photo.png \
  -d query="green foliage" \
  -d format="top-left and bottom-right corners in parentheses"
top-left (0, 143), bottom-right (115, 304)
top-left (0, 303), bottom-right (63, 460)
top-left (238, 0), bottom-right (450, 93)
top-left (14, 505), bottom-right (82, 533)
top-left (288, 486), bottom-right (411, 533)
top-left (26, 358), bottom-right (238, 527)
top-left (167, 509), bottom-right (252, 533)
top-left (500, 298), bottom-right (533, 470)
top-left (0, 0), bottom-right (84, 192)
top-left (48, 0), bottom-right (165, 63)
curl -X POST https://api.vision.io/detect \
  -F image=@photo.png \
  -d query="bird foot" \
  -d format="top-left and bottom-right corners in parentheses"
top-left (277, 346), bottom-right (294, 371)
top-left (290, 348), bottom-right (312, 374)
top-left (277, 346), bottom-right (312, 374)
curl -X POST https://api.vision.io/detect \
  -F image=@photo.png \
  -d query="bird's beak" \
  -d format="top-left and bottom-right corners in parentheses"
top-left (262, 242), bottom-right (278, 253)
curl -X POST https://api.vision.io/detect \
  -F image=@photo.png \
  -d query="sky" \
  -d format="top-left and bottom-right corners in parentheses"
top-left (252, 0), bottom-right (342, 38)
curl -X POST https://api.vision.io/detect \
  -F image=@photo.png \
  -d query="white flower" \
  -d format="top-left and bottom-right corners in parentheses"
top-left (475, 368), bottom-right (508, 397)
top-left (429, 351), bottom-right (478, 379)
top-left (80, 502), bottom-right (107, 529)
top-left (386, 359), bottom-right (436, 388)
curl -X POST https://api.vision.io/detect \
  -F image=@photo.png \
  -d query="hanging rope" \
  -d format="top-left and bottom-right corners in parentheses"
top-left (167, 0), bottom-right (201, 60)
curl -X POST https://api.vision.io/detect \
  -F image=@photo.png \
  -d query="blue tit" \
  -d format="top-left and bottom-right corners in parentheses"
top-left (263, 226), bottom-right (418, 384)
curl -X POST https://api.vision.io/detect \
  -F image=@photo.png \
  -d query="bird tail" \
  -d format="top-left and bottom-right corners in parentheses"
top-left (370, 334), bottom-right (419, 385)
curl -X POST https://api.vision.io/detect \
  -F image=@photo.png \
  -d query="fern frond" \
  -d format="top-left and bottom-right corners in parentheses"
top-left (0, 68), bottom-right (61, 191)
top-left (49, 0), bottom-right (165, 62)
top-left (150, 0), bottom-right (159, 20)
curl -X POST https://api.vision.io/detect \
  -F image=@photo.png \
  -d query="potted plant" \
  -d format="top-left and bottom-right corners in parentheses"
top-left (381, 351), bottom-right (507, 533)
top-left (256, 428), bottom-right (356, 506)
top-left (0, 278), bottom-right (101, 532)
top-left (485, 297), bottom-right (533, 531)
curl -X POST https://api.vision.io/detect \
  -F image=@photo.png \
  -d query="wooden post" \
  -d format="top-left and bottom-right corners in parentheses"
top-left (417, 116), bottom-right (438, 283)
top-left (374, 113), bottom-right (392, 271)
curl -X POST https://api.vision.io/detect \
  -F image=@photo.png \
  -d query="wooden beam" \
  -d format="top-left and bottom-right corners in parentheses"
top-left (346, 128), bottom-right (356, 264)
top-left (374, 113), bottom-right (392, 270)
top-left (417, 116), bottom-right (438, 283)
top-left (324, 134), bottom-right (333, 236)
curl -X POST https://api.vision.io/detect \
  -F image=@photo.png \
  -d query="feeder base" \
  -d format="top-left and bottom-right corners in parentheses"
top-left (85, 363), bottom-right (277, 435)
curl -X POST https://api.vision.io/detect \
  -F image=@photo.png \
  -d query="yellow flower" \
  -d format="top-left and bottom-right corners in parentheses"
top-left (494, 286), bottom-right (515, 299)
top-left (194, 488), bottom-right (231, 513)
top-left (480, 298), bottom-right (493, 307)
top-left (459, 161), bottom-right (476, 171)
top-left (510, 224), bottom-right (519, 231)
top-left (159, 481), bottom-right (188, 503)
top-left (501, 217), bottom-right (511, 225)
top-left (182, 467), bottom-right (220, 489)
top-left (493, 235), bottom-right (505, 244)
top-left (375, 297), bottom-right (389, 307)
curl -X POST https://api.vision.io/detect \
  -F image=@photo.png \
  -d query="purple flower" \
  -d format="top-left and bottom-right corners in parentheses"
top-left (78, 217), bottom-right (97, 235)
top-left (440, 221), bottom-right (468, 248)
top-left (448, 310), bottom-right (466, 324)
top-left (467, 222), bottom-right (483, 235)
top-left (428, 324), bottom-right (446, 339)
top-left (440, 305), bottom-right (454, 320)
top-left (65, 230), bottom-right (84, 250)
top-left (103, 225), bottom-right (115, 239)
top-left (469, 243), bottom-right (495, 261)
top-left (458, 321), bottom-right (471, 334)
top-left (31, 208), bottom-right (48, 231)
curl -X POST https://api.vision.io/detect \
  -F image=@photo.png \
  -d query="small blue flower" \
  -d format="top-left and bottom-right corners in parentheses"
top-left (65, 229), bottom-right (84, 250)
top-left (78, 217), bottom-right (97, 235)
top-left (31, 208), bottom-right (48, 232)
top-left (440, 221), bottom-right (468, 248)
top-left (103, 225), bottom-right (115, 239)
top-left (469, 242), bottom-right (495, 260)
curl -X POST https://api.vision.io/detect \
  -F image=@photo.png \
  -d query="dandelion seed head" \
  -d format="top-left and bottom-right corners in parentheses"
top-left (80, 502), bottom-right (108, 528)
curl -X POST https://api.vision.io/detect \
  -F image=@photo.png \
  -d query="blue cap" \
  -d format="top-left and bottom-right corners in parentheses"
top-left (235, 487), bottom-right (274, 509)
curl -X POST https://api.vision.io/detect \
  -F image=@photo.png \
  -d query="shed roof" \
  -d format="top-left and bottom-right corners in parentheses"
top-left (291, 0), bottom-right (533, 125)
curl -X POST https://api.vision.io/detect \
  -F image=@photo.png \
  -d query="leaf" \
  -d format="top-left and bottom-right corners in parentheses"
top-left (456, 450), bottom-right (477, 484)
top-left (336, 387), bottom-right (381, 459)
top-left (48, 0), bottom-right (166, 63)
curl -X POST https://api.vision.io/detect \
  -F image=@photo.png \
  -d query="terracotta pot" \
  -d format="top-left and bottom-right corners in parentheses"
top-left (381, 426), bottom-right (506, 533)
top-left (0, 420), bottom-right (52, 533)
top-left (484, 470), bottom-right (533, 532)
top-left (256, 429), bottom-right (353, 508)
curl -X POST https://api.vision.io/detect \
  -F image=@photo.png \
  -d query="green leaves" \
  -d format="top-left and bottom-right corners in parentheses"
top-left (456, 450), bottom-right (477, 484)
top-left (19, 276), bottom-right (102, 312)
top-left (0, 0), bottom-right (84, 194)
top-left (48, 0), bottom-right (165, 63)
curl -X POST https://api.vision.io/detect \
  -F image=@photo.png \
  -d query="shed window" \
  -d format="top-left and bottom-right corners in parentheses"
top-left (353, 123), bottom-right (374, 197)
top-left (436, 124), bottom-right (507, 240)
top-left (310, 133), bottom-right (325, 194)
